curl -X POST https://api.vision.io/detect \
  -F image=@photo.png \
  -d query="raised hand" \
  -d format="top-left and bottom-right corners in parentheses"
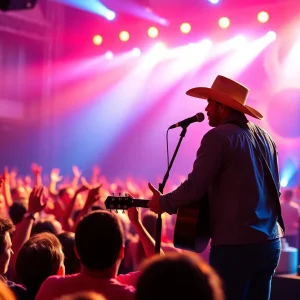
top-left (128, 207), bottom-right (141, 226)
top-left (50, 168), bottom-right (63, 183)
top-left (72, 165), bottom-right (82, 178)
top-left (85, 185), bottom-right (102, 207)
top-left (28, 186), bottom-right (46, 215)
top-left (75, 177), bottom-right (90, 195)
top-left (31, 163), bottom-right (42, 175)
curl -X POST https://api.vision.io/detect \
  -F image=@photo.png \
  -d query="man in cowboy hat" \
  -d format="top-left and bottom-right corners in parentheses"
top-left (147, 75), bottom-right (283, 300)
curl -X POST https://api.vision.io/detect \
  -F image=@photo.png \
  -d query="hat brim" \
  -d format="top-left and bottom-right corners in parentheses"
top-left (186, 87), bottom-right (263, 120)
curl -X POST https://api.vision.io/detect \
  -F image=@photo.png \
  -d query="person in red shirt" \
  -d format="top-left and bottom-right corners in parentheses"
top-left (36, 208), bottom-right (160, 300)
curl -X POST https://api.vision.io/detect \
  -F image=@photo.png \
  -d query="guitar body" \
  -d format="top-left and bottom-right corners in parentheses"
top-left (173, 193), bottom-right (210, 253)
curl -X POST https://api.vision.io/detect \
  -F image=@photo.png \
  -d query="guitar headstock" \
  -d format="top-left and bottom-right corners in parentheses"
top-left (105, 193), bottom-right (133, 211)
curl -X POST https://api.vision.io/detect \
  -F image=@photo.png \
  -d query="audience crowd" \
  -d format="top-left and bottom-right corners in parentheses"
top-left (0, 164), bottom-right (298, 299)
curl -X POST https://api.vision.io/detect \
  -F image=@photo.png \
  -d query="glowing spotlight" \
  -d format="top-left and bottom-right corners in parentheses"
top-left (180, 22), bottom-right (191, 34)
top-left (219, 17), bottom-right (230, 29)
top-left (148, 26), bottom-right (159, 38)
top-left (266, 31), bottom-right (276, 41)
top-left (105, 51), bottom-right (114, 60)
top-left (209, 0), bottom-right (219, 3)
top-left (119, 31), bottom-right (130, 42)
top-left (234, 35), bottom-right (247, 47)
top-left (93, 35), bottom-right (103, 46)
top-left (131, 48), bottom-right (141, 57)
top-left (106, 11), bottom-right (116, 21)
top-left (257, 11), bottom-right (269, 23)
top-left (150, 42), bottom-right (168, 58)
top-left (280, 178), bottom-right (288, 188)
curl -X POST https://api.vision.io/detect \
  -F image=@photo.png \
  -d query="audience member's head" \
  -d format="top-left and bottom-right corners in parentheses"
top-left (0, 216), bottom-right (14, 275)
top-left (31, 217), bottom-right (62, 236)
top-left (9, 202), bottom-right (27, 225)
top-left (58, 187), bottom-right (75, 204)
top-left (15, 232), bottom-right (65, 298)
top-left (10, 187), bottom-right (27, 202)
top-left (75, 211), bottom-right (124, 272)
top-left (57, 291), bottom-right (106, 300)
top-left (0, 280), bottom-right (16, 300)
top-left (136, 252), bottom-right (224, 300)
top-left (57, 231), bottom-right (80, 275)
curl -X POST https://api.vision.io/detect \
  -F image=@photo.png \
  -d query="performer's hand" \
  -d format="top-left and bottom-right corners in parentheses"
top-left (147, 182), bottom-right (165, 214)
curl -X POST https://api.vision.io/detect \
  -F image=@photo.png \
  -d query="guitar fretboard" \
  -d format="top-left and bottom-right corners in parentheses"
top-left (131, 199), bottom-right (149, 208)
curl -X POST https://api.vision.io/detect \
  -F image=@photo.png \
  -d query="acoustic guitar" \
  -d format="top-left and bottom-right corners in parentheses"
top-left (105, 193), bottom-right (211, 253)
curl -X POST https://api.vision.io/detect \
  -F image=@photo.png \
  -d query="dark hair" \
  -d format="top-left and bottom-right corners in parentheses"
top-left (75, 211), bottom-right (124, 270)
top-left (9, 202), bottom-right (27, 225)
top-left (31, 219), bottom-right (59, 236)
top-left (57, 232), bottom-right (80, 275)
top-left (136, 252), bottom-right (224, 300)
top-left (15, 232), bottom-right (64, 298)
top-left (0, 215), bottom-right (14, 254)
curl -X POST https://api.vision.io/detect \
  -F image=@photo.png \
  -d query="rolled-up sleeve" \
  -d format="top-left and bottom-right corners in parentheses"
top-left (160, 129), bottom-right (225, 214)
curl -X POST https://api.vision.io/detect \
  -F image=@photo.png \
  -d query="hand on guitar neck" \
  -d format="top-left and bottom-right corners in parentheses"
top-left (147, 182), bottom-right (165, 214)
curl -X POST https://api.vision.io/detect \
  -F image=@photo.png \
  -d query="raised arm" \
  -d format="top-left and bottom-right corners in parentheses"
top-left (128, 206), bottom-right (164, 257)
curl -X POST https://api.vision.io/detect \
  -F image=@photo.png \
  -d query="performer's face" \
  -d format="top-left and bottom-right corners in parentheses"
top-left (205, 99), bottom-right (222, 127)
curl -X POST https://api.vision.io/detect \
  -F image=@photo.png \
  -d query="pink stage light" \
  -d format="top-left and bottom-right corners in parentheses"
top-left (148, 26), bottom-right (159, 38)
top-left (93, 35), bottom-right (103, 46)
top-left (180, 22), bottom-right (191, 34)
top-left (119, 31), bottom-right (130, 42)
top-left (257, 11), bottom-right (269, 23)
top-left (219, 17), bottom-right (230, 29)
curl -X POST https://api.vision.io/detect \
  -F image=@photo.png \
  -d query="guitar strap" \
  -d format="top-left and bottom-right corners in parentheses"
top-left (226, 120), bottom-right (285, 234)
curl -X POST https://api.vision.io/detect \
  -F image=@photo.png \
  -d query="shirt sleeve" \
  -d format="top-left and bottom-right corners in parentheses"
top-left (117, 271), bottom-right (140, 288)
top-left (160, 129), bottom-right (225, 214)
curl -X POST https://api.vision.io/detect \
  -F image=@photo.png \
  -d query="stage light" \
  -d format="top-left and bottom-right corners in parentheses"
top-left (93, 35), bottom-right (103, 46)
top-left (119, 31), bottom-right (130, 42)
top-left (105, 51), bottom-right (114, 60)
top-left (266, 31), bottom-right (276, 41)
top-left (180, 22), bottom-right (191, 34)
top-left (132, 48), bottom-right (141, 57)
top-left (219, 17), bottom-right (230, 29)
top-left (280, 178), bottom-right (288, 188)
top-left (106, 11), bottom-right (116, 21)
top-left (148, 26), bottom-right (159, 38)
top-left (257, 11), bottom-right (269, 23)
top-left (209, 0), bottom-right (219, 3)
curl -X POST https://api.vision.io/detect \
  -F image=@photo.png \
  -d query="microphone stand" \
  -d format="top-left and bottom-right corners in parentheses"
top-left (155, 125), bottom-right (188, 254)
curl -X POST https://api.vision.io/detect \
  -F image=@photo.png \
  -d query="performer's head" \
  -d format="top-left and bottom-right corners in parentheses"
top-left (186, 75), bottom-right (263, 127)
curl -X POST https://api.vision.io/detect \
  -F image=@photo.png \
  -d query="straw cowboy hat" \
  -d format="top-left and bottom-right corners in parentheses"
top-left (186, 75), bottom-right (263, 120)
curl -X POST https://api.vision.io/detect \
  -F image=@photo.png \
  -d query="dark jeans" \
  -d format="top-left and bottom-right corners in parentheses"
top-left (209, 238), bottom-right (281, 300)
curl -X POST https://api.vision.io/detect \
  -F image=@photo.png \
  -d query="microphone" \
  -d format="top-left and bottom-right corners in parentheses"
top-left (168, 112), bottom-right (205, 129)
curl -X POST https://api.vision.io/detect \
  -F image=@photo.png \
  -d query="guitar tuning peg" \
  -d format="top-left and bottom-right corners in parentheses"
top-left (112, 192), bottom-right (115, 196)
top-left (122, 210), bottom-right (125, 214)
top-left (125, 193), bottom-right (128, 197)
top-left (109, 209), bottom-right (111, 212)
top-left (115, 209), bottom-right (118, 214)
top-left (119, 192), bottom-right (121, 196)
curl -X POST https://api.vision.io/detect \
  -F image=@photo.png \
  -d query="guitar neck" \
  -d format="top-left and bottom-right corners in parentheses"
top-left (131, 199), bottom-right (149, 208)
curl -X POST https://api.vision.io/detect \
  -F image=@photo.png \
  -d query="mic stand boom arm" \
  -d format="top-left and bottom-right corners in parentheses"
top-left (155, 126), bottom-right (188, 254)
